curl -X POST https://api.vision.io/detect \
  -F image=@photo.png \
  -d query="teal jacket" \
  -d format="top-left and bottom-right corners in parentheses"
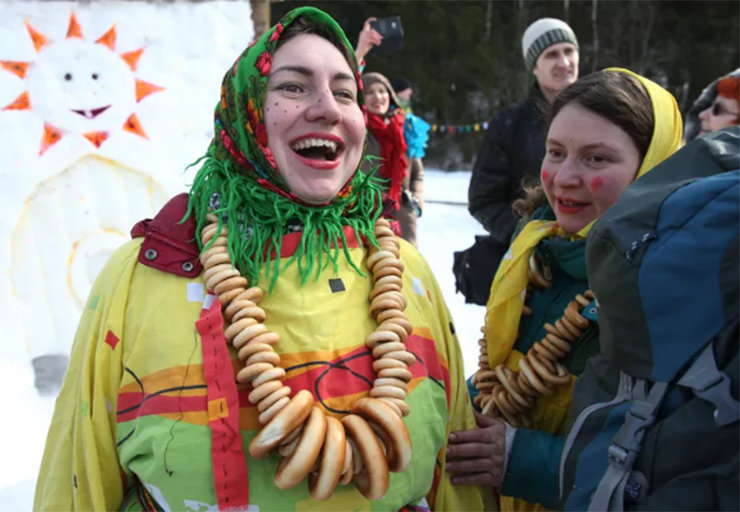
top-left (468, 205), bottom-right (600, 509)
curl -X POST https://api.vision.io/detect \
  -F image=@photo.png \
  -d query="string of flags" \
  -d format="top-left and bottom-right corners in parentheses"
top-left (430, 121), bottom-right (490, 134)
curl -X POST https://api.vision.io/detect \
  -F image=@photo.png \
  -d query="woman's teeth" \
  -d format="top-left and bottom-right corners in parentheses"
top-left (290, 138), bottom-right (338, 153)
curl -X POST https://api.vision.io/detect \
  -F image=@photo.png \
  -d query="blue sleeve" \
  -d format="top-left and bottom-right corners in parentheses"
top-left (501, 428), bottom-right (565, 509)
top-left (404, 114), bottom-right (431, 159)
top-left (466, 374), bottom-right (482, 412)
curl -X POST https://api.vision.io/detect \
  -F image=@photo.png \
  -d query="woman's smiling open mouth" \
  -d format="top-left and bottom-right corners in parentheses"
top-left (290, 133), bottom-right (344, 169)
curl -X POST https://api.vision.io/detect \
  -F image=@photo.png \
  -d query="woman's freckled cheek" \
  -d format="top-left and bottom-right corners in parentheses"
top-left (590, 176), bottom-right (604, 192)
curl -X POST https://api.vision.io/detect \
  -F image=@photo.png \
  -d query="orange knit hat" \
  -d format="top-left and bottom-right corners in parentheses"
top-left (717, 75), bottom-right (740, 101)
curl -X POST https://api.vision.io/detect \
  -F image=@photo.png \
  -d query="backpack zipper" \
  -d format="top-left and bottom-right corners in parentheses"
top-left (559, 371), bottom-right (633, 498)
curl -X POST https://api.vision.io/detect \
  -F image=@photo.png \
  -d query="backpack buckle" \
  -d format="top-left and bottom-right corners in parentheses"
top-left (679, 344), bottom-right (740, 427)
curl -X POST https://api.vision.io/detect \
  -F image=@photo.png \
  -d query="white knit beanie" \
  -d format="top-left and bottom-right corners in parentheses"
top-left (522, 18), bottom-right (579, 71)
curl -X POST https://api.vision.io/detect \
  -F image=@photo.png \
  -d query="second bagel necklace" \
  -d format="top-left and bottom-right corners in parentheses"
top-left (200, 213), bottom-right (415, 501)
top-left (472, 253), bottom-right (595, 427)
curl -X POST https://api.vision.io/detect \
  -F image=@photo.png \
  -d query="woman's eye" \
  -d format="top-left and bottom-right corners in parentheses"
top-left (334, 90), bottom-right (355, 101)
top-left (587, 155), bottom-right (609, 165)
top-left (277, 83), bottom-right (304, 94)
top-left (547, 149), bottom-right (564, 160)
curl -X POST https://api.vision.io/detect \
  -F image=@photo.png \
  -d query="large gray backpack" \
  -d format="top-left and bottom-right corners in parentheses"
top-left (559, 128), bottom-right (740, 511)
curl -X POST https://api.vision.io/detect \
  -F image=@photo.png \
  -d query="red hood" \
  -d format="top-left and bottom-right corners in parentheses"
top-left (131, 193), bottom-right (202, 277)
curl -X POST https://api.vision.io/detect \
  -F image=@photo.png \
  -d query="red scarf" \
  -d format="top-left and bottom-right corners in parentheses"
top-left (367, 110), bottom-right (408, 208)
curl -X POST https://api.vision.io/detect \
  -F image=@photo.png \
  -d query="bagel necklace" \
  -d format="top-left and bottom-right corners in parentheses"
top-left (200, 213), bottom-right (414, 501)
top-left (472, 253), bottom-right (595, 427)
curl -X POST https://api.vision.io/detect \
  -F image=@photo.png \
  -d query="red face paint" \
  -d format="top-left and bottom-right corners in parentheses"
top-left (541, 170), bottom-right (549, 181)
top-left (590, 176), bottom-right (604, 192)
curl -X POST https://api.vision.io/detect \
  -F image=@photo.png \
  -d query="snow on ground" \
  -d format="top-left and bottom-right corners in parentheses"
top-left (0, 169), bottom-right (487, 509)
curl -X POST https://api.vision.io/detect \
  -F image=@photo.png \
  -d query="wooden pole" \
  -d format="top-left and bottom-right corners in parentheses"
top-left (249, 0), bottom-right (283, 39)
top-left (250, 0), bottom-right (270, 39)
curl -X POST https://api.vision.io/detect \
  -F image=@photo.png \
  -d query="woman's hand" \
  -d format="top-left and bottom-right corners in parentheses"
top-left (355, 18), bottom-right (383, 63)
top-left (447, 411), bottom-right (506, 487)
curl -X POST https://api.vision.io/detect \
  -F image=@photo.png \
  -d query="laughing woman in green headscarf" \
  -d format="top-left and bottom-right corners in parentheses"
top-left (34, 8), bottom-right (489, 512)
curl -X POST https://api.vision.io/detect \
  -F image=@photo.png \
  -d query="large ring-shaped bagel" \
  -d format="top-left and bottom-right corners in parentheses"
top-left (238, 342), bottom-right (275, 362)
top-left (259, 396), bottom-right (291, 425)
top-left (378, 397), bottom-right (410, 417)
top-left (339, 439), bottom-right (354, 485)
top-left (565, 301), bottom-right (590, 329)
top-left (370, 385), bottom-right (407, 401)
top-left (218, 286), bottom-right (247, 305)
top-left (250, 331), bottom-right (281, 346)
top-left (383, 350), bottom-right (416, 367)
top-left (203, 251), bottom-right (231, 269)
top-left (247, 350), bottom-right (281, 367)
top-left (370, 299), bottom-right (400, 316)
top-left (238, 362), bottom-right (274, 382)
top-left (205, 267), bottom-right (241, 291)
top-left (274, 407), bottom-right (327, 490)
top-left (201, 248), bottom-right (228, 269)
top-left (371, 342), bottom-right (406, 359)
top-left (377, 367), bottom-right (413, 382)
top-left (232, 306), bottom-right (267, 324)
top-left (372, 358), bottom-right (406, 372)
top-left (281, 423), bottom-right (304, 447)
top-left (543, 333), bottom-right (571, 355)
top-left (251, 367), bottom-right (286, 388)
top-left (518, 358), bottom-right (554, 396)
top-left (214, 276), bottom-right (249, 297)
top-left (224, 318), bottom-right (258, 343)
top-left (248, 381), bottom-right (282, 405)
top-left (373, 265), bottom-right (403, 281)
top-left (341, 415), bottom-right (389, 500)
top-left (353, 398), bottom-right (412, 472)
top-left (249, 390), bottom-right (314, 459)
top-left (234, 287), bottom-right (263, 304)
top-left (224, 299), bottom-right (257, 322)
top-left (257, 385), bottom-right (292, 412)
top-left (233, 324), bottom-right (268, 349)
top-left (308, 416), bottom-right (346, 500)
top-left (377, 322), bottom-right (408, 343)
top-left (374, 377), bottom-right (409, 392)
top-left (370, 282), bottom-right (402, 301)
top-left (373, 257), bottom-right (404, 273)
top-left (554, 319), bottom-right (579, 342)
top-left (366, 330), bottom-right (401, 349)
top-left (380, 317), bottom-right (413, 337)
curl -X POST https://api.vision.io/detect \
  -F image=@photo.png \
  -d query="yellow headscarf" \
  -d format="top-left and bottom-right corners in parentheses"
top-left (484, 68), bottom-right (683, 368)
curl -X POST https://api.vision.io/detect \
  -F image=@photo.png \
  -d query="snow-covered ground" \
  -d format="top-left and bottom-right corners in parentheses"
top-left (0, 169), bottom-right (487, 509)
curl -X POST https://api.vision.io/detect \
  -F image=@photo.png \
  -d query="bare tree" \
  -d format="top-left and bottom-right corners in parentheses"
top-left (591, 0), bottom-right (599, 72)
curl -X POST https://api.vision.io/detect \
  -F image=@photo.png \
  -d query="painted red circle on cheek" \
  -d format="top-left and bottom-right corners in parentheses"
top-left (590, 176), bottom-right (604, 192)
top-left (541, 170), bottom-right (549, 181)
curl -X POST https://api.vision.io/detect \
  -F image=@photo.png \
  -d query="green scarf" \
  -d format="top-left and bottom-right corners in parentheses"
top-left (186, 7), bottom-right (383, 292)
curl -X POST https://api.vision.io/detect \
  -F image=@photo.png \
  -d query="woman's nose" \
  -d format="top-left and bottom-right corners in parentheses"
top-left (553, 159), bottom-right (581, 187)
top-left (698, 106), bottom-right (712, 121)
top-left (306, 90), bottom-right (342, 125)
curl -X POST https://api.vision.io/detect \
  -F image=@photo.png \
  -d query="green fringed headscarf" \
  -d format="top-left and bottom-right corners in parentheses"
top-left (186, 7), bottom-right (384, 291)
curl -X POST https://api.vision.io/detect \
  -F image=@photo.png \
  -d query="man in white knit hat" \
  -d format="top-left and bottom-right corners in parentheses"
top-left (460, 18), bottom-right (579, 305)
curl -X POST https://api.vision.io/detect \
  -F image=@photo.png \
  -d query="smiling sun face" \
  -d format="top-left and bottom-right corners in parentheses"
top-left (1, 12), bottom-right (164, 155)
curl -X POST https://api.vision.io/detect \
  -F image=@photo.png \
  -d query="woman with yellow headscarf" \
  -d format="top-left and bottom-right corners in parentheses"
top-left (446, 68), bottom-right (683, 511)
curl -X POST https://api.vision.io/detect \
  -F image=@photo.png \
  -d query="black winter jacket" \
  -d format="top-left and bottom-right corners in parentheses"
top-left (468, 87), bottom-right (548, 245)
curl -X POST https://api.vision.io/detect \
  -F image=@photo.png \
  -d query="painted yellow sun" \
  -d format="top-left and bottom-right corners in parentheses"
top-left (1, 11), bottom-right (164, 155)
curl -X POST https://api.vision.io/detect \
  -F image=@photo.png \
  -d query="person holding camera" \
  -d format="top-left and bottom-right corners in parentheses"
top-left (356, 18), bottom-right (425, 246)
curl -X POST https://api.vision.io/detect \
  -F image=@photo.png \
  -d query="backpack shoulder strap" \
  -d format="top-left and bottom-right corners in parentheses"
top-left (678, 343), bottom-right (740, 427)
top-left (588, 375), bottom-right (670, 512)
